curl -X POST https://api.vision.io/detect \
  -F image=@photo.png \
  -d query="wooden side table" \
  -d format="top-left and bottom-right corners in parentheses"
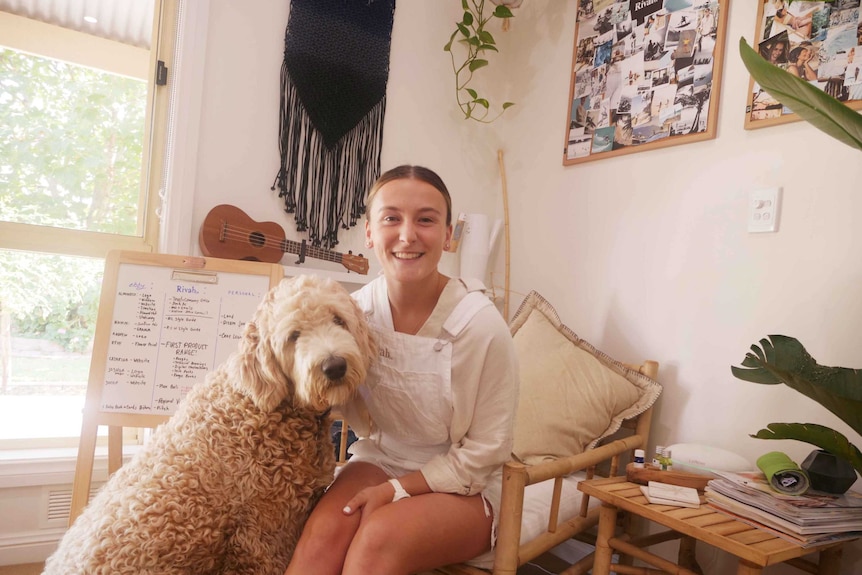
top-left (579, 477), bottom-right (850, 575)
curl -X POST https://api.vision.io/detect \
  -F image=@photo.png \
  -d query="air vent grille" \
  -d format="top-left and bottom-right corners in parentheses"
top-left (41, 485), bottom-right (103, 527)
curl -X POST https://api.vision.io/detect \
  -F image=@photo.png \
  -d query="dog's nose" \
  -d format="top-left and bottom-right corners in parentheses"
top-left (322, 356), bottom-right (347, 380)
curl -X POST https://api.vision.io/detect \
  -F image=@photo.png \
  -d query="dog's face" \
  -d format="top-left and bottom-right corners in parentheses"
top-left (233, 275), bottom-right (375, 412)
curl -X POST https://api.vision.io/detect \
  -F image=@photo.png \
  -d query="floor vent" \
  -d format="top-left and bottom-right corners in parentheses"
top-left (40, 485), bottom-right (103, 528)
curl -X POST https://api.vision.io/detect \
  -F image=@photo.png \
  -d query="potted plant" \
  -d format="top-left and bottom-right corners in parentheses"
top-left (732, 335), bottom-right (862, 492)
top-left (444, 0), bottom-right (517, 122)
top-left (734, 28), bottom-right (862, 492)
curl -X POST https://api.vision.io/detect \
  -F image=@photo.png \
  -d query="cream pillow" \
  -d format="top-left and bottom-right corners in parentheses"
top-left (509, 291), bottom-right (662, 465)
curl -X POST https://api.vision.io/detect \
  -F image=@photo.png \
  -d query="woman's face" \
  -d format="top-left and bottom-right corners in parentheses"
top-left (365, 178), bottom-right (452, 286)
top-left (770, 42), bottom-right (786, 62)
top-left (798, 47), bottom-right (811, 63)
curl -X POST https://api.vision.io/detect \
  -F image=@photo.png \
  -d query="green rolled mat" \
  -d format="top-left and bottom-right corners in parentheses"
top-left (756, 451), bottom-right (810, 495)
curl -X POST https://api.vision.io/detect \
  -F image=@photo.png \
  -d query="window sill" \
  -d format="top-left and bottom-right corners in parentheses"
top-left (0, 445), bottom-right (142, 489)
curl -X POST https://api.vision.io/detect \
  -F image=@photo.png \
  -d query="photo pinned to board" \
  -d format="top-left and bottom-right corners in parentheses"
top-left (564, 0), bottom-right (728, 165)
top-left (745, 0), bottom-right (862, 128)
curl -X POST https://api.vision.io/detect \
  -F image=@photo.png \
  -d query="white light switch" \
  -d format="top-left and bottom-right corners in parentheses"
top-left (748, 187), bottom-right (781, 233)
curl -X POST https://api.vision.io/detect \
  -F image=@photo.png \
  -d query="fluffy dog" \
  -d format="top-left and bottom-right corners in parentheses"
top-left (44, 275), bottom-right (375, 575)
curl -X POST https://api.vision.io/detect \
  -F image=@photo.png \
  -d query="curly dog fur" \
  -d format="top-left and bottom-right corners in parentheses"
top-left (43, 275), bottom-right (375, 575)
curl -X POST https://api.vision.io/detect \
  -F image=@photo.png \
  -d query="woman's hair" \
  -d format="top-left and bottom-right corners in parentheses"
top-left (789, 46), bottom-right (806, 62)
top-left (367, 165), bottom-right (453, 226)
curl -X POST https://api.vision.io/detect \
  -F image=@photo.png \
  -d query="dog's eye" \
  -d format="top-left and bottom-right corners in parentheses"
top-left (333, 315), bottom-right (345, 327)
top-left (288, 330), bottom-right (300, 342)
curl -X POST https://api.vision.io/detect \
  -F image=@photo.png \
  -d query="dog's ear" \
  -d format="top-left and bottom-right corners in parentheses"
top-left (235, 320), bottom-right (290, 412)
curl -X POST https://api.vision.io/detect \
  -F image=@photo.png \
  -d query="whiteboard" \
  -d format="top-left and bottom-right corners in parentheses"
top-left (71, 251), bottom-right (282, 524)
top-left (98, 263), bottom-right (271, 415)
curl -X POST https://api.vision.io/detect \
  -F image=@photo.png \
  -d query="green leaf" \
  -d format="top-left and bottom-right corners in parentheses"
top-left (731, 335), bottom-right (862, 437)
top-left (461, 11), bottom-right (474, 26)
top-left (444, 30), bottom-right (458, 52)
top-left (739, 37), bottom-right (862, 151)
top-left (502, 102), bottom-right (515, 109)
top-left (461, 0), bottom-right (468, 10)
top-left (457, 23), bottom-right (470, 37)
top-left (751, 422), bottom-right (862, 477)
top-left (479, 30), bottom-right (496, 45)
top-left (494, 5), bottom-right (514, 18)
top-left (466, 88), bottom-right (478, 99)
top-left (479, 44), bottom-right (499, 53)
top-left (468, 36), bottom-right (481, 47)
top-left (469, 59), bottom-right (489, 72)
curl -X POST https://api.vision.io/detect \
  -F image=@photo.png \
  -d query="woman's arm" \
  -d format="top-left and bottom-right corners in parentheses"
top-left (421, 307), bottom-right (519, 495)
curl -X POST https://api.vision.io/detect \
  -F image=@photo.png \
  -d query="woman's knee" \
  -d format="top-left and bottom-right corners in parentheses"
top-left (348, 513), bottom-right (404, 562)
top-left (301, 504), bottom-right (356, 547)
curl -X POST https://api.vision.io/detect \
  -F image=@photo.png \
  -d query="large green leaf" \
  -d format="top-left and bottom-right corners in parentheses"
top-left (731, 335), bottom-right (862, 437)
top-left (751, 422), bottom-right (862, 477)
top-left (739, 37), bottom-right (862, 151)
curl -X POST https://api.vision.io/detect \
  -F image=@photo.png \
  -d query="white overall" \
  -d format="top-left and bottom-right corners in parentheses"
top-left (347, 277), bottom-right (506, 566)
top-left (349, 277), bottom-right (493, 474)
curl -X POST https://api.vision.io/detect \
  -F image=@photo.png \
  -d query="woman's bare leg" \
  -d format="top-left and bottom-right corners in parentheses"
top-left (343, 490), bottom-right (493, 575)
top-left (285, 462), bottom-right (388, 575)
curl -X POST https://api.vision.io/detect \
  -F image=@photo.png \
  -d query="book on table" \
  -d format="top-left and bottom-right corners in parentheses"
top-left (640, 483), bottom-right (701, 508)
top-left (705, 470), bottom-right (862, 547)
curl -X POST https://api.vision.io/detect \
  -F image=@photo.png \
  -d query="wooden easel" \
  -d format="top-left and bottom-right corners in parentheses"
top-left (69, 250), bottom-right (283, 524)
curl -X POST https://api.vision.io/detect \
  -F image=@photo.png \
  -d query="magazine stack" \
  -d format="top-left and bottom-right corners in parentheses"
top-left (705, 471), bottom-right (862, 547)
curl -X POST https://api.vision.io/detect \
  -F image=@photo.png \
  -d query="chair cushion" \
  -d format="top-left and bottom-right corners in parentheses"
top-left (466, 472), bottom-right (595, 569)
top-left (509, 291), bottom-right (662, 466)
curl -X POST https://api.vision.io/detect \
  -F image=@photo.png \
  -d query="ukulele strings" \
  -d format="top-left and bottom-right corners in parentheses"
top-left (216, 223), bottom-right (344, 262)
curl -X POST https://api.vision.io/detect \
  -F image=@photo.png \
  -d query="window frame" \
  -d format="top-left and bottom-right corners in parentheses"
top-left (0, 0), bottom-right (180, 449)
top-left (0, 0), bottom-right (179, 259)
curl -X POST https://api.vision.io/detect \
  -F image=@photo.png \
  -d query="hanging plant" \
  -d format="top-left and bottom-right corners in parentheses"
top-left (444, 0), bottom-right (516, 122)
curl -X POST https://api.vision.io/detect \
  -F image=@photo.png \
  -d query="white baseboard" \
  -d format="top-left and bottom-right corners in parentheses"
top-left (0, 530), bottom-right (63, 567)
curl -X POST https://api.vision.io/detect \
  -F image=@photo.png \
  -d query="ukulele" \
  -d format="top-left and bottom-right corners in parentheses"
top-left (199, 204), bottom-right (369, 274)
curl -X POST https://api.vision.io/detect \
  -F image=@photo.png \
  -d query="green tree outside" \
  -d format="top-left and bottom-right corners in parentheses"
top-left (1, 46), bottom-right (146, 353)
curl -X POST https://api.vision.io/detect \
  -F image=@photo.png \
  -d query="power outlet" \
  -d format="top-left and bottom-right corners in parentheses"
top-left (748, 187), bottom-right (781, 233)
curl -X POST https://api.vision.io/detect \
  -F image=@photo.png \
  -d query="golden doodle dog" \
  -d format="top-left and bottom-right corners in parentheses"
top-left (44, 275), bottom-right (375, 575)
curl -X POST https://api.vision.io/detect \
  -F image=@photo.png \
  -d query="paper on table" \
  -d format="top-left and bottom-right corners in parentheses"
top-left (640, 485), bottom-right (701, 508)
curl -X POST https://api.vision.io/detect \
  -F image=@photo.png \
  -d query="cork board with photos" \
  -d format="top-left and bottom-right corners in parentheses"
top-left (745, 0), bottom-right (862, 128)
top-left (563, 0), bottom-right (728, 165)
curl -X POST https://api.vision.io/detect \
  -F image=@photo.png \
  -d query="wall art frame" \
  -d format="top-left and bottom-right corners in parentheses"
top-left (745, 0), bottom-right (862, 129)
top-left (563, 0), bottom-right (729, 166)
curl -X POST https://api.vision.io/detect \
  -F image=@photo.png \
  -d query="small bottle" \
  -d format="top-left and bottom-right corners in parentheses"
top-left (633, 449), bottom-right (645, 468)
top-left (663, 448), bottom-right (673, 471)
top-left (652, 445), bottom-right (665, 468)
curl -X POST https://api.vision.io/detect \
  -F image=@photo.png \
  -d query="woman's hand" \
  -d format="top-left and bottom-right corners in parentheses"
top-left (342, 481), bottom-right (394, 522)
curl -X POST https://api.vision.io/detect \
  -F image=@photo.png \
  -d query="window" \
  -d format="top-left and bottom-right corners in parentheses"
top-left (0, 1), bottom-right (179, 448)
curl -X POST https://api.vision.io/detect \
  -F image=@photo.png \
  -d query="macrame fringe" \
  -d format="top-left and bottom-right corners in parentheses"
top-left (271, 67), bottom-right (385, 249)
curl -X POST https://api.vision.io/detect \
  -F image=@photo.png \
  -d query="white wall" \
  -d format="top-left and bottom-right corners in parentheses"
top-left (184, 0), bottom-right (506, 283)
top-left (185, 0), bottom-right (861, 571)
top-left (494, 1), bottom-right (862, 572)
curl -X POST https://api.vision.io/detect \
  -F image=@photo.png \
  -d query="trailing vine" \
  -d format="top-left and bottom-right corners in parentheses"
top-left (444, 0), bottom-right (515, 122)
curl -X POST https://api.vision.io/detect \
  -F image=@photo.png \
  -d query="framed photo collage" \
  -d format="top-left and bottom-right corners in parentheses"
top-left (746, 0), bottom-right (862, 128)
top-left (564, 0), bottom-right (728, 165)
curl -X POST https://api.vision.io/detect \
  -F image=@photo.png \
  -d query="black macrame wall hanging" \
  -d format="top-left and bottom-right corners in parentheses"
top-left (272, 0), bottom-right (396, 249)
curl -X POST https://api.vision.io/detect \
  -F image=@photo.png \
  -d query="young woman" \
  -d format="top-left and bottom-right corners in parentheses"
top-left (787, 45), bottom-right (818, 81)
top-left (284, 165), bottom-right (519, 575)
top-left (761, 37), bottom-right (789, 65)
